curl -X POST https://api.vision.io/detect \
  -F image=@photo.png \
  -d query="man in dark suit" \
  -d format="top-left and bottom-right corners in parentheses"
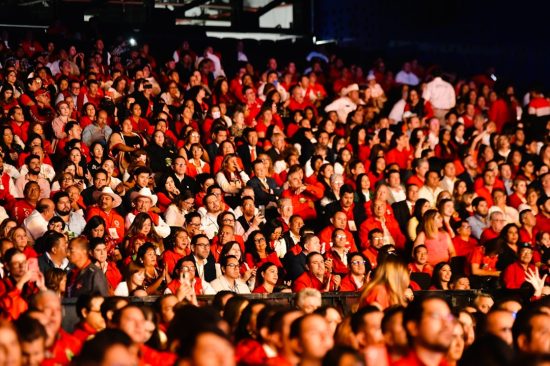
top-left (392, 183), bottom-right (419, 236)
top-left (283, 232), bottom-right (320, 282)
top-left (205, 125), bottom-right (229, 163)
top-left (237, 128), bottom-right (264, 174)
top-left (190, 234), bottom-right (217, 282)
top-left (265, 132), bottom-right (286, 165)
top-left (170, 156), bottom-right (199, 194)
top-left (246, 159), bottom-right (282, 206)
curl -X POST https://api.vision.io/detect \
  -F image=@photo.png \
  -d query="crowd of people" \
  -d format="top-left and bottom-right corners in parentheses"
top-left (0, 28), bottom-right (547, 364)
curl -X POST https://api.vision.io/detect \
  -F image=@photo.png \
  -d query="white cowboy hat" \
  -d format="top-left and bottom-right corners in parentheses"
top-left (93, 186), bottom-right (122, 208)
top-left (342, 83), bottom-right (359, 96)
top-left (129, 187), bottom-right (158, 206)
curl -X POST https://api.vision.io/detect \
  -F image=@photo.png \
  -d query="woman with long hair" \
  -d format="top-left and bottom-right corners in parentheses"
top-left (124, 212), bottom-right (163, 255)
top-left (114, 261), bottom-right (146, 296)
top-left (358, 256), bottom-right (411, 310)
top-left (136, 242), bottom-right (166, 295)
top-left (413, 209), bottom-right (456, 267)
top-left (244, 230), bottom-right (283, 270)
top-left (252, 262), bottom-right (279, 294)
top-left (430, 262), bottom-right (452, 290)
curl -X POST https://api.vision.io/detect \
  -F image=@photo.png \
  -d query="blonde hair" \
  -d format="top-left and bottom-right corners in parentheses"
top-left (358, 256), bottom-right (410, 308)
top-left (422, 209), bottom-right (441, 239)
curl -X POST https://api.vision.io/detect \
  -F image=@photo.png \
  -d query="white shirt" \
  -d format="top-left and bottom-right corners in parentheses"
top-left (124, 212), bottom-right (171, 238)
top-left (422, 77), bottom-right (456, 110)
top-left (325, 97), bottom-right (358, 123)
top-left (395, 70), bottom-right (420, 86)
top-left (210, 276), bottom-right (251, 294)
top-left (19, 163), bottom-right (56, 182)
top-left (389, 99), bottom-right (407, 123)
top-left (388, 186), bottom-right (406, 204)
top-left (418, 185), bottom-right (443, 208)
top-left (200, 212), bottom-right (220, 240)
top-left (24, 210), bottom-right (49, 241)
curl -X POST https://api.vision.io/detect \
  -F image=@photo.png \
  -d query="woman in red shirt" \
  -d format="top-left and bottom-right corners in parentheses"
top-left (252, 262), bottom-right (279, 294)
top-left (245, 231), bottom-right (283, 270)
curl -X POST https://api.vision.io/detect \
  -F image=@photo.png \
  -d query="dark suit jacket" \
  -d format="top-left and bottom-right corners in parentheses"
top-left (237, 144), bottom-right (264, 174)
top-left (191, 253), bottom-right (217, 283)
top-left (247, 176), bottom-right (282, 206)
top-left (324, 201), bottom-right (367, 228)
top-left (392, 200), bottom-right (412, 235)
top-left (170, 172), bottom-right (199, 194)
top-left (265, 147), bottom-right (282, 165)
top-left (206, 142), bottom-right (220, 164)
top-left (283, 251), bottom-right (306, 282)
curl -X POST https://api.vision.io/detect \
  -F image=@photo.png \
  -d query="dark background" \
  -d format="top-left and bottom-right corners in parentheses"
top-left (1, 0), bottom-right (548, 90)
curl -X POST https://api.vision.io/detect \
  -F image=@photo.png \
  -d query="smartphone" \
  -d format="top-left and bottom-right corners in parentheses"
top-left (258, 205), bottom-right (266, 217)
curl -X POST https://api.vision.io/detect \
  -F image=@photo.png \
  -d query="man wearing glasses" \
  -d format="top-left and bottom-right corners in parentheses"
top-left (189, 234), bottom-right (216, 282)
top-left (340, 252), bottom-right (371, 292)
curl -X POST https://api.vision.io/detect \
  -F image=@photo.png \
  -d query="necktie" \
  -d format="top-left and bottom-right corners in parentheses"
top-left (250, 147), bottom-right (256, 162)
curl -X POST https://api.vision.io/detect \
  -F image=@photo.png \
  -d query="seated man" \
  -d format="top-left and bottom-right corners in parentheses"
top-left (72, 293), bottom-right (106, 342)
top-left (293, 252), bottom-right (341, 292)
top-left (318, 211), bottom-right (358, 253)
top-left (66, 237), bottom-right (109, 297)
top-left (359, 200), bottom-right (406, 251)
top-left (164, 256), bottom-right (216, 297)
top-left (281, 165), bottom-right (323, 221)
top-left (340, 252), bottom-right (371, 292)
top-left (125, 187), bottom-right (171, 238)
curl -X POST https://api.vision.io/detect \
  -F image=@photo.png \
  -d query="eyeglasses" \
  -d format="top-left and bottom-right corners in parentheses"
top-left (181, 265), bottom-right (196, 271)
top-left (335, 234), bottom-right (347, 239)
top-left (226, 263), bottom-right (239, 268)
top-left (254, 238), bottom-right (266, 243)
top-left (351, 260), bottom-right (367, 265)
top-left (194, 243), bottom-right (210, 248)
top-left (423, 312), bottom-right (456, 323)
top-left (222, 218), bottom-right (235, 223)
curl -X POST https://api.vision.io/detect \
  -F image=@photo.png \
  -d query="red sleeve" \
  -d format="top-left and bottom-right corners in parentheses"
top-left (0, 288), bottom-right (28, 321)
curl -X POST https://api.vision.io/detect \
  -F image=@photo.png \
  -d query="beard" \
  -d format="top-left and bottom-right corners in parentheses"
top-left (29, 167), bottom-right (41, 176)
top-left (56, 209), bottom-right (71, 216)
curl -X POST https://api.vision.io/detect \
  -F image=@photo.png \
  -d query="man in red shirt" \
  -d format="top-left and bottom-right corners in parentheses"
top-left (394, 295), bottom-right (454, 366)
top-left (29, 291), bottom-right (82, 366)
top-left (318, 211), bottom-right (357, 253)
top-left (519, 208), bottom-right (538, 246)
top-left (72, 294), bottom-right (106, 343)
top-left (292, 252), bottom-right (341, 292)
top-left (281, 166), bottom-right (323, 221)
top-left (359, 200), bottom-right (406, 251)
top-left (502, 243), bottom-right (536, 289)
top-left (480, 211), bottom-right (506, 245)
top-left (340, 252), bottom-right (370, 292)
top-left (86, 187), bottom-right (125, 243)
top-left (361, 228), bottom-right (385, 268)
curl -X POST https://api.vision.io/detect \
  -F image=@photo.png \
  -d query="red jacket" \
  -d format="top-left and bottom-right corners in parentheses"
top-left (503, 261), bottom-right (536, 289)
top-left (42, 329), bottom-right (82, 366)
top-left (140, 344), bottom-right (177, 366)
top-left (281, 184), bottom-right (324, 221)
top-left (72, 321), bottom-right (97, 343)
top-left (292, 271), bottom-right (338, 292)
top-left (359, 217), bottom-right (406, 250)
top-left (339, 273), bottom-right (363, 292)
top-left (86, 207), bottom-right (125, 243)
top-left (0, 277), bottom-right (39, 320)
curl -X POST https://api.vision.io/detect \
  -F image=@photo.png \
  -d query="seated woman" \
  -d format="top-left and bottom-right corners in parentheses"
top-left (413, 209), bottom-right (456, 267)
top-left (123, 212), bottom-right (163, 257)
top-left (252, 262), bottom-right (279, 294)
top-left (161, 228), bottom-right (190, 275)
top-left (136, 242), bottom-right (165, 295)
top-left (164, 191), bottom-right (195, 228)
top-left (9, 226), bottom-right (38, 258)
top-left (146, 130), bottom-right (177, 174)
top-left (155, 174), bottom-right (181, 212)
top-left (186, 143), bottom-right (210, 178)
top-left (468, 238), bottom-right (501, 290)
top-left (212, 140), bottom-right (244, 174)
top-left (109, 118), bottom-right (146, 174)
top-left (244, 230), bottom-right (283, 271)
top-left (215, 153), bottom-right (250, 208)
top-left (430, 262), bottom-right (452, 290)
top-left (114, 261), bottom-right (146, 296)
